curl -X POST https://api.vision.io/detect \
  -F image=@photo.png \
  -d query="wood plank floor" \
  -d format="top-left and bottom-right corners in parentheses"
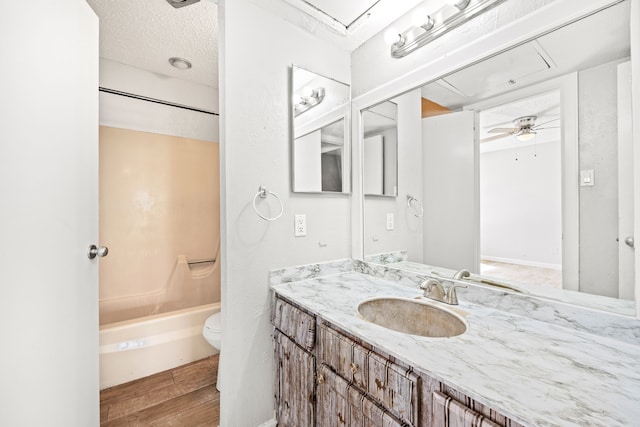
top-left (100, 355), bottom-right (219, 426)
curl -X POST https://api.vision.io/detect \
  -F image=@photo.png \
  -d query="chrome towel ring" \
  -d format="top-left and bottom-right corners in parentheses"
top-left (407, 194), bottom-right (424, 218)
top-left (253, 186), bottom-right (284, 221)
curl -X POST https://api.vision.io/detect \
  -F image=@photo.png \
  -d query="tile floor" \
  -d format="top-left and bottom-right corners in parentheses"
top-left (480, 260), bottom-right (562, 289)
top-left (100, 354), bottom-right (219, 426)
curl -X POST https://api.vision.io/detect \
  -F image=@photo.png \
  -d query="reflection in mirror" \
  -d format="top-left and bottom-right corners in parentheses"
top-left (362, 1), bottom-right (635, 314)
top-left (363, 101), bottom-right (398, 197)
top-left (291, 65), bottom-right (350, 193)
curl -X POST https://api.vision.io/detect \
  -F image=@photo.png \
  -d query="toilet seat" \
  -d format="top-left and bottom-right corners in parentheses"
top-left (205, 312), bottom-right (221, 333)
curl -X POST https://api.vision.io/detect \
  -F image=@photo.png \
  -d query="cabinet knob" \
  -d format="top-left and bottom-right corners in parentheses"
top-left (317, 373), bottom-right (325, 384)
top-left (350, 363), bottom-right (359, 374)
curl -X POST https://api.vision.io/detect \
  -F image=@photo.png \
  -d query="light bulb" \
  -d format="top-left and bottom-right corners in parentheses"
top-left (384, 28), bottom-right (402, 45)
top-left (516, 131), bottom-right (536, 142)
top-left (448, 0), bottom-right (470, 10)
top-left (411, 8), bottom-right (434, 30)
top-left (302, 86), bottom-right (315, 98)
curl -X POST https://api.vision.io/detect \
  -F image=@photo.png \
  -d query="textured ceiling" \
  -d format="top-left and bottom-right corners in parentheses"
top-left (86, 0), bottom-right (218, 88)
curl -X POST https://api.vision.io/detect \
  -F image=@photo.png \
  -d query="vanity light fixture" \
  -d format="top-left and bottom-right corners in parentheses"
top-left (387, 0), bottom-right (506, 58)
top-left (449, 0), bottom-right (471, 10)
top-left (165, 0), bottom-right (200, 8)
top-left (383, 28), bottom-right (406, 48)
top-left (169, 57), bottom-right (192, 70)
top-left (294, 86), bottom-right (325, 117)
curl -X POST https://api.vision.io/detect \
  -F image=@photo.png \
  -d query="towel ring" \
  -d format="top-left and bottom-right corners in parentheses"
top-left (253, 186), bottom-right (284, 221)
top-left (407, 194), bottom-right (424, 218)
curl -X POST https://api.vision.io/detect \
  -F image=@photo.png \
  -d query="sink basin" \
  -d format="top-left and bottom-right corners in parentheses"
top-left (357, 297), bottom-right (467, 338)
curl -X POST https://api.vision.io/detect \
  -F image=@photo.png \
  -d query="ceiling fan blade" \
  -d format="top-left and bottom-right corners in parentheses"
top-left (488, 127), bottom-right (517, 134)
top-left (532, 117), bottom-right (560, 129)
top-left (534, 126), bottom-right (560, 130)
top-left (480, 133), bottom-right (512, 143)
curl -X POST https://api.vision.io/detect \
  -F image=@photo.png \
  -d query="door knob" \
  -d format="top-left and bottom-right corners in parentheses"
top-left (87, 244), bottom-right (109, 259)
top-left (624, 236), bottom-right (635, 249)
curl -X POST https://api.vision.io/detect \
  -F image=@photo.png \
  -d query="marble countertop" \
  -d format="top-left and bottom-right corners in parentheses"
top-left (271, 271), bottom-right (640, 427)
top-left (387, 260), bottom-right (636, 317)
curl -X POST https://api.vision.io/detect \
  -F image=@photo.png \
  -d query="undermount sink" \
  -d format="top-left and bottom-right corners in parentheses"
top-left (357, 297), bottom-right (468, 338)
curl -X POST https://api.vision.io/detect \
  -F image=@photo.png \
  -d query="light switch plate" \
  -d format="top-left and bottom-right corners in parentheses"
top-left (580, 169), bottom-right (595, 187)
top-left (386, 213), bottom-right (394, 231)
top-left (295, 214), bottom-right (307, 237)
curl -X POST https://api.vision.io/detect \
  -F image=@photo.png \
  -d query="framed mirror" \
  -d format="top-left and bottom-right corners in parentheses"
top-left (361, 0), bottom-right (635, 315)
top-left (291, 65), bottom-right (351, 193)
top-left (363, 101), bottom-right (398, 197)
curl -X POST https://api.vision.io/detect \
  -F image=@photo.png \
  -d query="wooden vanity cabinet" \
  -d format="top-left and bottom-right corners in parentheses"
top-left (273, 296), bottom-right (524, 427)
top-left (317, 321), bottom-right (421, 426)
top-left (273, 297), bottom-right (317, 427)
top-left (317, 364), bottom-right (405, 427)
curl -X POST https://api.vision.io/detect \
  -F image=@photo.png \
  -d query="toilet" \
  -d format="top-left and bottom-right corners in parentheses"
top-left (203, 312), bottom-right (223, 390)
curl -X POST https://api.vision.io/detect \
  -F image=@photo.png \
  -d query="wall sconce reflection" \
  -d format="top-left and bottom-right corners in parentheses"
top-left (294, 86), bottom-right (326, 117)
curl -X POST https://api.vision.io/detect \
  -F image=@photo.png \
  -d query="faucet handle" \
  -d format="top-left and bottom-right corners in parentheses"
top-left (453, 269), bottom-right (471, 280)
top-left (445, 283), bottom-right (468, 305)
top-left (420, 279), bottom-right (445, 300)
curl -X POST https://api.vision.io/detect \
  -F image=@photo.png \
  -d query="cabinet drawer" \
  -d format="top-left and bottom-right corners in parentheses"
top-left (273, 297), bottom-right (316, 351)
top-left (318, 324), bottom-right (369, 390)
top-left (367, 351), bottom-right (419, 426)
top-left (318, 324), bottom-right (419, 426)
top-left (317, 364), bottom-right (405, 427)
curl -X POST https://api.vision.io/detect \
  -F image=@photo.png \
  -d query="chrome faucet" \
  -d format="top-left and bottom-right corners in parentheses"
top-left (419, 278), bottom-right (467, 305)
top-left (420, 279), bottom-right (445, 301)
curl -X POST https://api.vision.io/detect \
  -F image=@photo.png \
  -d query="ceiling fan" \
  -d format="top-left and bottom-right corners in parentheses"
top-left (481, 115), bottom-right (559, 143)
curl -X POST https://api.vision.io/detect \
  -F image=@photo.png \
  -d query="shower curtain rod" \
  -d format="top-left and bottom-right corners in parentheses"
top-left (99, 87), bottom-right (219, 116)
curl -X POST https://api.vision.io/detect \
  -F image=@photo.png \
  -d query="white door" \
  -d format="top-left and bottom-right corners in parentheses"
top-left (618, 61), bottom-right (635, 299)
top-left (422, 111), bottom-right (479, 272)
top-left (0, 2), bottom-right (99, 425)
top-left (364, 135), bottom-right (384, 195)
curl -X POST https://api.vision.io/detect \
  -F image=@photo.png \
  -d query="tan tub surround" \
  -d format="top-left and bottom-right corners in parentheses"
top-left (99, 126), bottom-right (220, 325)
top-left (270, 260), bottom-right (640, 426)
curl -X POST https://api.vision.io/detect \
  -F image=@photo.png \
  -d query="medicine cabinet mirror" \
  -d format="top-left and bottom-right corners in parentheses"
top-left (291, 65), bottom-right (351, 193)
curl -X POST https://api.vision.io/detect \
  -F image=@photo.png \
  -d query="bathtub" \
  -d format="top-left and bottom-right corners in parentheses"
top-left (99, 302), bottom-right (220, 389)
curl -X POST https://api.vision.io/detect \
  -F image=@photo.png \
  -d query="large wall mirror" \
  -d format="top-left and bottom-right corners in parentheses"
top-left (291, 65), bottom-right (351, 193)
top-left (362, 0), bottom-right (635, 315)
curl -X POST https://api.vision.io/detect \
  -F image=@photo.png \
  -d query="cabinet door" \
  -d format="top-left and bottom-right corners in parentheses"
top-left (274, 330), bottom-right (315, 427)
top-left (317, 365), bottom-right (404, 427)
top-left (432, 391), bottom-right (500, 427)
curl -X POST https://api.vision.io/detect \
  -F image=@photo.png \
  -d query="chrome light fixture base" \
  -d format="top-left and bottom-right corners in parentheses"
top-left (166, 0), bottom-right (200, 9)
top-left (390, 0), bottom-right (506, 58)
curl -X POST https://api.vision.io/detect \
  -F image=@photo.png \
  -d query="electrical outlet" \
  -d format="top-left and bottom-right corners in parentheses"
top-left (295, 214), bottom-right (307, 237)
top-left (386, 213), bottom-right (394, 231)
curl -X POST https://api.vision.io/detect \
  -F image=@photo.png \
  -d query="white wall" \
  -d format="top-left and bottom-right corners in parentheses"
top-left (481, 142), bottom-right (562, 268)
top-left (219, 0), bottom-right (351, 425)
top-left (364, 90), bottom-right (423, 260)
top-left (578, 60), bottom-right (622, 297)
top-left (99, 58), bottom-right (219, 142)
